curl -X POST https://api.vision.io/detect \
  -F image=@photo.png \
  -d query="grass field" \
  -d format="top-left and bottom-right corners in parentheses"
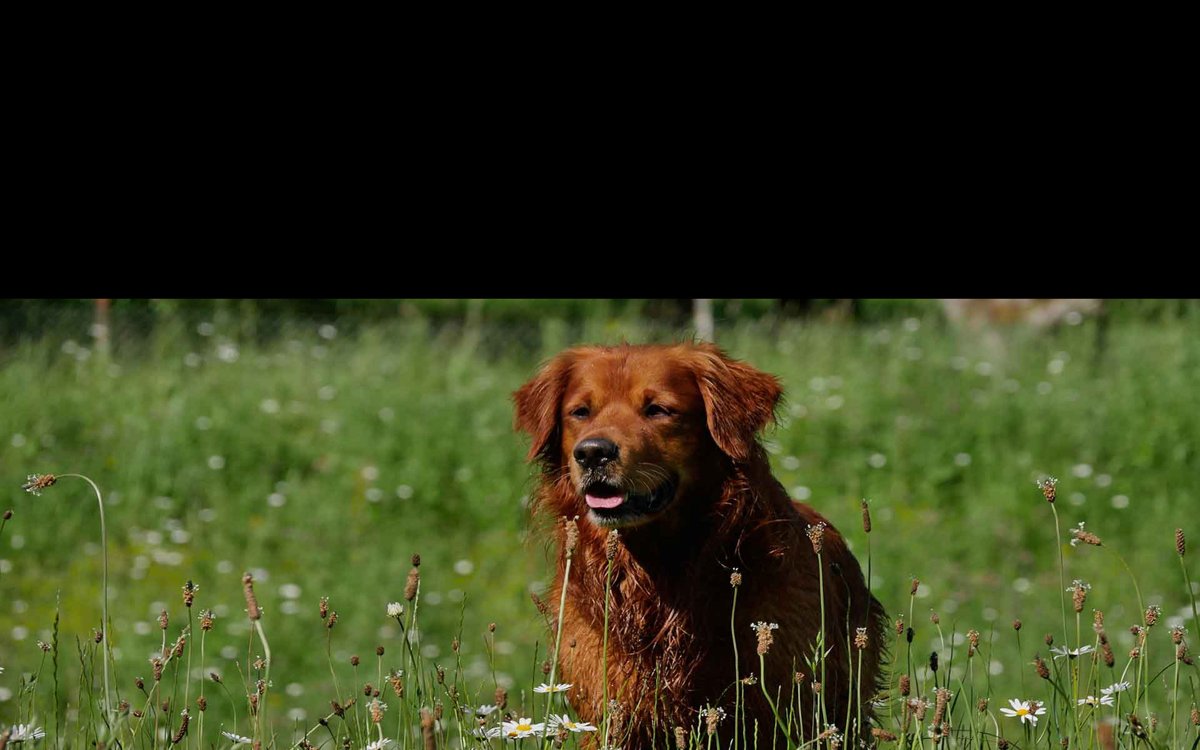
top-left (1, 307), bottom-right (1198, 747)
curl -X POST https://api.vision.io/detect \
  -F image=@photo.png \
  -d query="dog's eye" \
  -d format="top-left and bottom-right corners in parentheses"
top-left (645, 404), bottom-right (672, 418)
top-left (569, 406), bottom-right (590, 419)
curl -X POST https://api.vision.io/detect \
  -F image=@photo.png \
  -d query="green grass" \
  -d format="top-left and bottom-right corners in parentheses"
top-left (1, 309), bottom-right (1198, 747)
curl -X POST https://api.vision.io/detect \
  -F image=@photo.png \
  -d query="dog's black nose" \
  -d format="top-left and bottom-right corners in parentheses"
top-left (573, 438), bottom-right (619, 469)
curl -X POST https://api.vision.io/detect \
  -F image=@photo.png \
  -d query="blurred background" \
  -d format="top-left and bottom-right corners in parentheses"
top-left (1, 298), bottom-right (1197, 731)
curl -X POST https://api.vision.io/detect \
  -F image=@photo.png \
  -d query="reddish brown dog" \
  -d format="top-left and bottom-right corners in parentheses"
top-left (514, 343), bottom-right (885, 744)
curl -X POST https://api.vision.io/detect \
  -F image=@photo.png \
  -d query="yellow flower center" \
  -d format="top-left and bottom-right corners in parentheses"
top-left (1016, 707), bottom-right (1029, 716)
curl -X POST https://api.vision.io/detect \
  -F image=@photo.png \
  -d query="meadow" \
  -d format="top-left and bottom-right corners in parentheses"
top-left (0, 305), bottom-right (1197, 747)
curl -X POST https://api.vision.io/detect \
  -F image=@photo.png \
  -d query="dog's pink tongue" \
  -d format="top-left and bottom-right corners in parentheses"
top-left (586, 492), bottom-right (626, 509)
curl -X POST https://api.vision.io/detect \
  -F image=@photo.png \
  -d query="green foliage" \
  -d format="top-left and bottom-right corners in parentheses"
top-left (1, 309), bottom-right (1198, 747)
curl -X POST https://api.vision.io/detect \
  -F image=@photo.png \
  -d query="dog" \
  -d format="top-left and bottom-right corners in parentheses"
top-left (514, 343), bottom-right (885, 744)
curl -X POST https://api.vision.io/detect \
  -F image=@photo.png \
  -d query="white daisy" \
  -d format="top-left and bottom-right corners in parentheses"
top-left (533, 682), bottom-right (572, 694)
top-left (462, 703), bottom-right (499, 716)
top-left (221, 731), bottom-right (254, 745)
top-left (548, 713), bottom-right (598, 732)
top-left (365, 740), bottom-right (393, 750)
top-left (1101, 681), bottom-right (1131, 696)
top-left (501, 718), bottom-right (545, 738)
top-left (999, 698), bottom-right (1045, 726)
top-left (1078, 694), bottom-right (1114, 707)
top-left (1050, 644), bottom-right (1095, 659)
top-left (7, 724), bottom-right (47, 741)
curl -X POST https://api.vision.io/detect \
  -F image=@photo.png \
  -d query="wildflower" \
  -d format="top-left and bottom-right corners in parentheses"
top-left (605, 527), bottom-right (619, 561)
top-left (365, 741), bottom-right (393, 750)
top-left (872, 728), bottom-right (899, 742)
top-left (36, 640), bottom-right (51, 652)
top-left (1038, 476), bottom-right (1057, 503)
top-left (387, 602), bottom-right (404, 618)
top-left (855, 627), bottom-right (869, 650)
top-left (182, 580), bottom-right (198, 608)
top-left (7, 723), bottom-right (47, 741)
top-left (1068, 579), bottom-right (1091, 613)
top-left (462, 703), bottom-right (498, 717)
top-left (548, 714), bottom-right (598, 732)
top-left (1145, 604), bottom-right (1161, 627)
top-left (1070, 521), bottom-right (1102, 547)
top-left (817, 724), bottom-right (843, 745)
top-left (899, 674), bottom-right (911, 696)
top-left (200, 609), bottom-right (215, 631)
top-left (932, 688), bottom-right (951, 730)
top-left (729, 569), bottom-right (742, 587)
top-left (1034, 655), bottom-right (1050, 679)
top-left (907, 697), bottom-right (929, 721)
top-left (172, 708), bottom-right (190, 744)
top-left (533, 683), bottom-right (572, 694)
top-left (242, 573), bottom-right (261, 621)
top-left (501, 718), bottom-right (545, 738)
top-left (319, 596), bottom-right (329, 619)
top-left (806, 522), bottom-right (826, 554)
top-left (910, 577), bottom-right (920, 596)
top-left (1000, 699), bottom-right (1046, 725)
top-left (861, 499), bottom-right (872, 533)
top-left (564, 516), bottom-right (579, 558)
top-left (1050, 644), bottom-right (1095, 659)
top-left (221, 731), bottom-right (254, 745)
top-left (704, 706), bottom-right (726, 735)
top-left (369, 698), bottom-right (387, 723)
top-left (1078, 694), bottom-right (1114, 707)
top-left (1170, 625), bottom-right (1187, 645)
top-left (404, 566), bottom-right (420, 601)
top-left (1013, 619), bottom-right (1022, 631)
top-left (21, 474), bottom-right (57, 495)
top-left (752, 621), bottom-right (779, 655)
top-left (1178, 528), bottom-right (1186, 557)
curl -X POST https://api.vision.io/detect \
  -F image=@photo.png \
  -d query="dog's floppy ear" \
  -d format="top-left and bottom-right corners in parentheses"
top-left (688, 343), bottom-right (782, 462)
top-left (513, 351), bottom-right (577, 464)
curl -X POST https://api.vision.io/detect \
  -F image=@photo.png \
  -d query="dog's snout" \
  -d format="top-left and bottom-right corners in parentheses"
top-left (573, 437), bottom-right (619, 469)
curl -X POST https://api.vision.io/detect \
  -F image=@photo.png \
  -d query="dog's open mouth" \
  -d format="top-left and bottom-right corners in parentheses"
top-left (582, 479), bottom-right (676, 526)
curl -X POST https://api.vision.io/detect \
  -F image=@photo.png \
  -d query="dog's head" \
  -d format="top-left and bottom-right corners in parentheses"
top-left (513, 343), bottom-right (782, 528)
